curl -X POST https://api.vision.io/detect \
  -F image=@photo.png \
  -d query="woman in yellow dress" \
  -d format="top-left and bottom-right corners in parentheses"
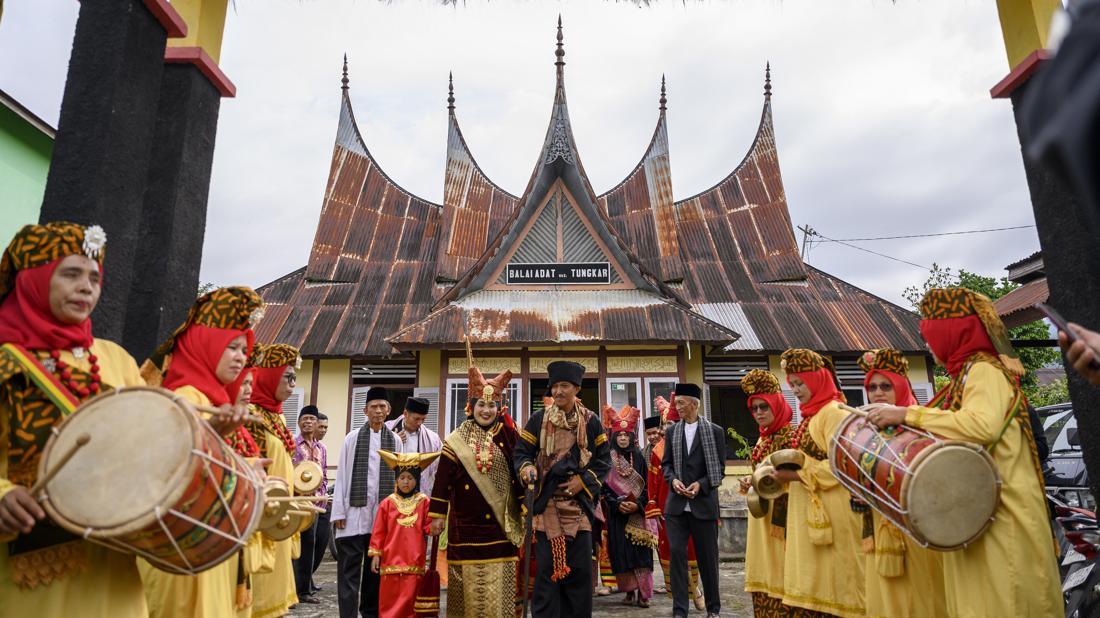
top-left (856, 348), bottom-right (945, 618)
top-left (867, 288), bottom-right (1061, 617)
top-left (0, 222), bottom-right (148, 617)
top-left (245, 343), bottom-right (303, 618)
top-left (139, 286), bottom-right (265, 618)
top-left (737, 369), bottom-right (796, 616)
top-left (775, 349), bottom-right (864, 617)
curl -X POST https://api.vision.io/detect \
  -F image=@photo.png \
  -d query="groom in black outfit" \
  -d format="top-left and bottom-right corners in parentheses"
top-left (661, 383), bottom-right (725, 618)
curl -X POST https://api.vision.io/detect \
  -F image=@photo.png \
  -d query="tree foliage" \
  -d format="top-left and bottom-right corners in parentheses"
top-left (1028, 377), bottom-right (1070, 408)
top-left (197, 282), bottom-right (217, 297)
top-left (902, 264), bottom-right (1059, 399)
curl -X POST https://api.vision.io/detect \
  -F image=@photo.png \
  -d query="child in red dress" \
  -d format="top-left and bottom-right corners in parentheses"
top-left (369, 450), bottom-right (440, 618)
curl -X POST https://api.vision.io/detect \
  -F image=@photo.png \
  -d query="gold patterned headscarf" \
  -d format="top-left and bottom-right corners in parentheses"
top-left (857, 348), bottom-right (909, 375)
top-left (0, 222), bottom-right (107, 301)
top-left (741, 369), bottom-right (782, 395)
top-left (919, 287), bottom-right (1024, 377)
top-left (142, 286), bottom-right (265, 381)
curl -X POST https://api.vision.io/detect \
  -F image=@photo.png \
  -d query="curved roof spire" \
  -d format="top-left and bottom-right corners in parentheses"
top-left (555, 15), bottom-right (566, 99)
top-left (764, 61), bottom-right (772, 99)
top-left (341, 53), bottom-right (349, 91)
top-left (659, 74), bottom-right (667, 112)
top-left (447, 71), bottom-right (455, 112)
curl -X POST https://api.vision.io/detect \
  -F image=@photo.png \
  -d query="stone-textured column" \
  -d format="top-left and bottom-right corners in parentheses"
top-left (38, 0), bottom-right (186, 342)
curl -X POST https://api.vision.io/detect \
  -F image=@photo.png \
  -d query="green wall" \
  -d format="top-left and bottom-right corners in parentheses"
top-left (0, 103), bottom-right (52, 244)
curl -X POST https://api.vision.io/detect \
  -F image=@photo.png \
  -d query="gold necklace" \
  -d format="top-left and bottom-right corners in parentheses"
top-left (392, 493), bottom-right (424, 528)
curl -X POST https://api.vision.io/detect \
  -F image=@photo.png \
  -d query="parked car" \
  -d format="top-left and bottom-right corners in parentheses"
top-left (1041, 403), bottom-right (1095, 512)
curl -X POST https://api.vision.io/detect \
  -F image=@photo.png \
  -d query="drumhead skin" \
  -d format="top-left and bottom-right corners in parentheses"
top-left (905, 442), bottom-right (1000, 550)
top-left (40, 387), bottom-right (195, 534)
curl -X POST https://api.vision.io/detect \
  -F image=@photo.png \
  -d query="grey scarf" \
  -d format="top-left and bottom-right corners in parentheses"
top-left (669, 418), bottom-right (723, 489)
top-left (349, 426), bottom-right (396, 507)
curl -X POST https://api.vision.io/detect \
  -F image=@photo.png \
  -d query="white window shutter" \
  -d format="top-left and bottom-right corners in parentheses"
top-left (702, 383), bottom-right (711, 421)
top-left (912, 382), bottom-right (935, 405)
top-left (782, 388), bottom-right (802, 426)
top-left (283, 387), bottom-right (305, 434)
top-left (351, 386), bottom-right (371, 431)
top-left (414, 387), bottom-right (441, 435)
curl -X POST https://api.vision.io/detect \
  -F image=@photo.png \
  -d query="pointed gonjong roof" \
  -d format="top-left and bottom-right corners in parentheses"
top-left (256, 27), bottom-right (923, 356)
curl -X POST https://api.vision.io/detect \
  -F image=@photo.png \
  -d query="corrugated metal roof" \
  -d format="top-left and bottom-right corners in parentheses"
top-left (258, 55), bottom-right (923, 357)
top-left (993, 278), bottom-right (1049, 328)
top-left (386, 289), bottom-right (739, 347)
top-left (436, 108), bottom-right (520, 283)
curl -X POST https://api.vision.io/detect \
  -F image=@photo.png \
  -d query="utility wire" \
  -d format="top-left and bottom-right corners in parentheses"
top-left (815, 224), bottom-right (1034, 243)
top-left (807, 229), bottom-right (931, 270)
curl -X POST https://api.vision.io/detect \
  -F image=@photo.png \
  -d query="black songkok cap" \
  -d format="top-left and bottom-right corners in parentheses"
top-left (674, 383), bottom-right (702, 399)
top-left (365, 386), bottom-right (389, 405)
top-left (405, 396), bottom-right (430, 415)
top-left (643, 415), bottom-right (661, 430)
top-left (547, 360), bottom-right (585, 388)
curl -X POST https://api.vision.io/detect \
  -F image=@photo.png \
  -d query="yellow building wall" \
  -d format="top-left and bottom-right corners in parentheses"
top-left (311, 359), bottom-right (351, 476)
top-left (418, 349), bottom-right (440, 389)
top-left (684, 343), bottom-right (703, 385)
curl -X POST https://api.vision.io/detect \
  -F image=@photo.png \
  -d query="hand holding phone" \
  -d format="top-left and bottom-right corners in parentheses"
top-left (1039, 303), bottom-right (1100, 377)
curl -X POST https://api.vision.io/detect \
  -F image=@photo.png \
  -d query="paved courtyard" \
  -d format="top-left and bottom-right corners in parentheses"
top-left (290, 557), bottom-right (752, 617)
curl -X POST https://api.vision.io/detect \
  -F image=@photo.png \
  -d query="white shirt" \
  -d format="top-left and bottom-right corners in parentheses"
top-left (331, 425), bottom-right (401, 539)
top-left (682, 419), bottom-right (700, 512)
top-left (385, 416), bottom-right (442, 497)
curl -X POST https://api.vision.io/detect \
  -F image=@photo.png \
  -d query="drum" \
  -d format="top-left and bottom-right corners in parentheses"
top-left (829, 412), bottom-right (1001, 550)
top-left (38, 386), bottom-right (264, 574)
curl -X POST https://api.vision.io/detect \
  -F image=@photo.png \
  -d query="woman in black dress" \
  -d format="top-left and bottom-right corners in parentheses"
top-left (601, 405), bottom-right (657, 607)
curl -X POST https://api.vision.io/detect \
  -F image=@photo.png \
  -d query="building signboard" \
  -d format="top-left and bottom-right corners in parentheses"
top-left (506, 262), bottom-right (611, 285)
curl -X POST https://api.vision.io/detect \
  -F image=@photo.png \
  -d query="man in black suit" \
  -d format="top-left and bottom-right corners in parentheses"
top-left (661, 383), bottom-right (725, 618)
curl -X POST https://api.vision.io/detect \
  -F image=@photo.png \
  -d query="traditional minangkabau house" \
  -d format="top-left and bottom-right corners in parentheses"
top-left (255, 23), bottom-right (932, 463)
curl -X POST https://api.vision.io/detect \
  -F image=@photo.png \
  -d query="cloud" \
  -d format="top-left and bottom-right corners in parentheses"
top-left (0, 0), bottom-right (1042, 308)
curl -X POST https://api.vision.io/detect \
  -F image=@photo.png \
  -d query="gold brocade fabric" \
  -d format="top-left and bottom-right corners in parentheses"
top-left (247, 405), bottom-right (295, 457)
top-left (447, 560), bottom-right (518, 618)
top-left (2, 350), bottom-right (95, 487)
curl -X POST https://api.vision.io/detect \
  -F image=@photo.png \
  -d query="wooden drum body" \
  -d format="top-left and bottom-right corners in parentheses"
top-left (829, 412), bottom-right (1001, 550)
top-left (38, 386), bottom-right (264, 574)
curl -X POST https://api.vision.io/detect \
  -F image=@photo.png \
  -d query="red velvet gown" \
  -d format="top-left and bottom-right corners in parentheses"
top-left (368, 493), bottom-right (431, 618)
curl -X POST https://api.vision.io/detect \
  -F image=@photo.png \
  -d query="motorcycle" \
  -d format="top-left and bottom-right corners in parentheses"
top-left (1050, 491), bottom-right (1100, 617)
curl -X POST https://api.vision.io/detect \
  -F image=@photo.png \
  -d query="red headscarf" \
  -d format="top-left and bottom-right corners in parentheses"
top-left (0, 260), bottom-right (94, 351)
top-left (863, 370), bottom-right (918, 407)
top-left (747, 393), bottom-right (793, 437)
top-left (920, 315), bottom-right (997, 377)
top-left (788, 368), bottom-right (845, 418)
top-left (251, 365), bottom-right (290, 414)
top-left (162, 324), bottom-right (254, 406)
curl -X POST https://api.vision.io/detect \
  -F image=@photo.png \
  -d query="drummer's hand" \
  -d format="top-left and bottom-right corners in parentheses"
top-left (370, 555), bottom-right (380, 574)
top-left (333, 518), bottom-right (346, 530)
top-left (0, 486), bottom-right (45, 535)
top-left (429, 518), bottom-right (444, 537)
top-left (250, 458), bottom-right (272, 481)
top-left (865, 403), bottom-right (908, 429)
top-left (207, 403), bottom-right (246, 437)
top-left (738, 477), bottom-right (752, 493)
top-left (769, 469), bottom-right (801, 484)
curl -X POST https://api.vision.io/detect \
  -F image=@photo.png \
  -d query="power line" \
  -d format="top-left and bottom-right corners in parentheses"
top-left (815, 224), bottom-right (1035, 243)
top-left (808, 229), bottom-right (931, 270)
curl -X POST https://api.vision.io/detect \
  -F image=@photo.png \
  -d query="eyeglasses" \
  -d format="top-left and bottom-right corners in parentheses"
top-left (283, 374), bottom-right (297, 385)
top-left (749, 404), bottom-right (771, 413)
top-left (867, 383), bottom-right (894, 393)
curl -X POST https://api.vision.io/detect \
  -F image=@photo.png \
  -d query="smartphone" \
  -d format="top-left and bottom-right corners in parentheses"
top-left (1036, 303), bottom-right (1078, 344)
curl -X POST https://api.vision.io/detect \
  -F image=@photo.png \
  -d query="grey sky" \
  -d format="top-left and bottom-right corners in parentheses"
top-left (0, 0), bottom-right (1040, 307)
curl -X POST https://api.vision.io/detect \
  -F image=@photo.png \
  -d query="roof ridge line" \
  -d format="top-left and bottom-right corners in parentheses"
top-left (445, 74), bottom-right (520, 201)
top-left (337, 59), bottom-right (443, 209)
